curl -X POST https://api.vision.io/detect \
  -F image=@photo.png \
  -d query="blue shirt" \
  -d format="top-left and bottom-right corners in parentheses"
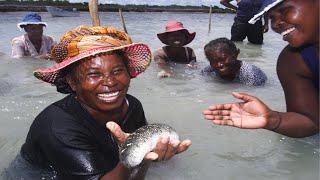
top-left (236, 0), bottom-right (264, 22)
top-left (300, 45), bottom-right (319, 90)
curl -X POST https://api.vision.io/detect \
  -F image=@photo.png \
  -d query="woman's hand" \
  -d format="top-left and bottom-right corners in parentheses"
top-left (144, 136), bottom-right (191, 161)
top-left (34, 54), bottom-right (53, 60)
top-left (157, 70), bottom-right (171, 78)
top-left (203, 92), bottom-right (272, 129)
top-left (106, 122), bottom-right (191, 162)
top-left (106, 121), bottom-right (130, 144)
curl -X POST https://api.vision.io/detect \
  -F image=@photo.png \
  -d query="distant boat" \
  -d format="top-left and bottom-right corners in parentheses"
top-left (46, 6), bottom-right (80, 17)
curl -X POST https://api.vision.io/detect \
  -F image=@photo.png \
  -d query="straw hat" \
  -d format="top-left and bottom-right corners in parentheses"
top-left (249, 0), bottom-right (284, 24)
top-left (157, 20), bottom-right (196, 46)
top-left (33, 25), bottom-right (152, 84)
top-left (17, 13), bottom-right (48, 31)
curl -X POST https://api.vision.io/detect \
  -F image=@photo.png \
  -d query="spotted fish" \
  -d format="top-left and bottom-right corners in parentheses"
top-left (119, 123), bottom-right (179, 168)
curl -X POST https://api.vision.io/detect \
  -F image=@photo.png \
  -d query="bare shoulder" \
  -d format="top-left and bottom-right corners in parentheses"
top-left (277, 45), bottom-right (318, 121)
top-left (277, 45), bottom-right (312, 79)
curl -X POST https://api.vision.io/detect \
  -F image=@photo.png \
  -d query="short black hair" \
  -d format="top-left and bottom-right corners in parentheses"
top-left (204, 37), bottom-right (238, 59)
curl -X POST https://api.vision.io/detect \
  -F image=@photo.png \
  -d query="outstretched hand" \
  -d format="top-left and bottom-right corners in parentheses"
top-left (203, 92), bottom-right (272, 129)
top-left (106, 122), bottom-right (191, 162)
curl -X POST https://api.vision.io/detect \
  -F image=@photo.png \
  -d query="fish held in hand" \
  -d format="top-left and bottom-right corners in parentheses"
top-left (119, 123), bottom-right (179, 168)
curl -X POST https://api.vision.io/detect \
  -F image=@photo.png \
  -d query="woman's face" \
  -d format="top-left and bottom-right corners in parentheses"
top-left (68, 53), bottom-right (130, 113)
top-left (166, 31), bottom-right (187, 47)
top-left (24, 24), bottom-right (44, 38)
top-left (207, 47), bottom-right (239, 77)
top-left (269, 0), bottom-right (319, 47)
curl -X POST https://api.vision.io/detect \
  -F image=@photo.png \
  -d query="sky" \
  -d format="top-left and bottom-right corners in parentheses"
top-left (68, 0), bottom-right (223, 7)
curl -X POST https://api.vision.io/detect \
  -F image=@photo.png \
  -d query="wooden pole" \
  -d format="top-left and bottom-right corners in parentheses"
top-left (208, 5), bottom-right (212, 33)
top-left (119, 8), bottom-right (128, 34)
top-left (89, 0), bottom-right (100, 27)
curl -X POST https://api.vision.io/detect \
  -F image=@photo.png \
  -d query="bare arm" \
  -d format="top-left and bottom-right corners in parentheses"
top-left (263, 14), bottom-right (269, 33)
top-left (153, 48), bottom-right (172, 78)
top-left (11, 39), bottom-right (25, 59)
top-left (220, 0), bottom-right (238, 11)
top-left (203, 46), bottom-right (319, 138)
top-left (275, 46), bottom-right (319, 137)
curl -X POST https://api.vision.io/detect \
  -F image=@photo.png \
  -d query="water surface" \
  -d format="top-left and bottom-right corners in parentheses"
top-left (0, 12), bottom-right (318, 180)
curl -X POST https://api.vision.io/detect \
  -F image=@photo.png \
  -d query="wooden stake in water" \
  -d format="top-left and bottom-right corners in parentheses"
top-left (89, 0), bottom-right (100, 26)
top-left (208, 5), bottom-right (212, 33)
top-left (119, 8), bottom-right (128, 34)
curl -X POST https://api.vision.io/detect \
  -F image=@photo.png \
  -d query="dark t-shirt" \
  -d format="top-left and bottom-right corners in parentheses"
top-left (236, 0), bottom-right (264, 22)
top-left (20, 94), bottom-right (147, 179)
top-left (299, 45), bottom-right (319, 90)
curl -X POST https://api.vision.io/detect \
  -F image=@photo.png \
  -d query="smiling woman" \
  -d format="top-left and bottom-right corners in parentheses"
top-left (203, 0), bottom-right (319, 138)
top-left (3, 25), bottom-right (191, 180)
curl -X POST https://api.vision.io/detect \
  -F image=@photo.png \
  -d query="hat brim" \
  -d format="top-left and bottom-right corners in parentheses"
top-left (17, 22), bottom-right (48, 31)
top-left (157, 29), bottom-right (196, 46)
top-left (34, 43), bottom-right (151, 84)
top-left (248, 0), bottom-right (284, 24)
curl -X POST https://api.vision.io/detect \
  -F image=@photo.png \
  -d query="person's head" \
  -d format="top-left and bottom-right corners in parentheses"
top-left (157, 20), bottom-right (196, 47)
top-left (34, 25), bottom-right (151, 112)
top-left (249, 0), bottom-right (319, 48)
top-left (204, 38), bottom-right (240, 79)
top-left (17, 13), bottom-right (47, 37)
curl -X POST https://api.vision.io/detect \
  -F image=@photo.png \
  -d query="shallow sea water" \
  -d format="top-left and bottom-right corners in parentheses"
top-left (0, 11), bottom-right (318, 180)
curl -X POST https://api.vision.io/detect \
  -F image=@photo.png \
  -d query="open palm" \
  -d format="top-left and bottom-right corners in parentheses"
top-left (203, 92), bottom-right (271, 129)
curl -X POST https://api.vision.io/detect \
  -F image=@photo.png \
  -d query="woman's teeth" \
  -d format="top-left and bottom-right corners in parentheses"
top-left (281, 27), bottom-right (295, 37)
top-left (97, 91), bottom-right (119, 101)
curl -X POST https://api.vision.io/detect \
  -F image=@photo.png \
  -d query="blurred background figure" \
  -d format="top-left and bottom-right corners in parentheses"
top-left (11, 13), bottom-right (56, 59)
top-left (220, 0), bottom-right (269, 44)
top-left (153, 20), bottom-right (196, 78)
top-left (201, 37), bottom-right (267, 86)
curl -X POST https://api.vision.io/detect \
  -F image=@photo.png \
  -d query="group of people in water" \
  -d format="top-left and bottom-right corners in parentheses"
top-left (5, 0), bottom-right (319, 179)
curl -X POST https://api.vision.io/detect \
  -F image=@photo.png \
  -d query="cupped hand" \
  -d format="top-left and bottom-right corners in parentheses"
top-left (106, 122), bottom-right (191, 162)
top-left (203, 92), bottom-right (272, 129)
top-left (144, 136), bottom-right (191, 161)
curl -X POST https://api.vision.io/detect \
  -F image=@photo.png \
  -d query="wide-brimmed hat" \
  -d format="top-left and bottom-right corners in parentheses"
top-left (249, 0), bottom-right (284, 24)
top-left (157, 20), bottom-right (196, 46)
top-left (34, 25), bottom-right (152, 84)
top-left (17, 13), bottom-right (48, 31)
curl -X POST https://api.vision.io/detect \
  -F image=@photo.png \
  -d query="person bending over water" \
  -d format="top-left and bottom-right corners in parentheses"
top-left (4, 25), bottom-right (191, 179)
top-left (201, 37), bottom-right (267, 86)
top-left (203, 0), bottom-right (319, 138)
top-left (153, 20), bottom-right (197, 78)
top-left (11, 13), bottom-right (56, 59)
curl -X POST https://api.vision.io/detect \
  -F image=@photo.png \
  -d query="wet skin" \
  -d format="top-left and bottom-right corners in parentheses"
top-left (67, 54), bottom-right (130, 125)
top-left (269, 0), bottom-right (319, 49)
top-left (207, 47), bottom-right (241, 81)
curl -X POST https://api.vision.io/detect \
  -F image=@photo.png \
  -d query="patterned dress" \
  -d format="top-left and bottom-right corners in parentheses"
top-left (201, 61), bottom-right (267, 86)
